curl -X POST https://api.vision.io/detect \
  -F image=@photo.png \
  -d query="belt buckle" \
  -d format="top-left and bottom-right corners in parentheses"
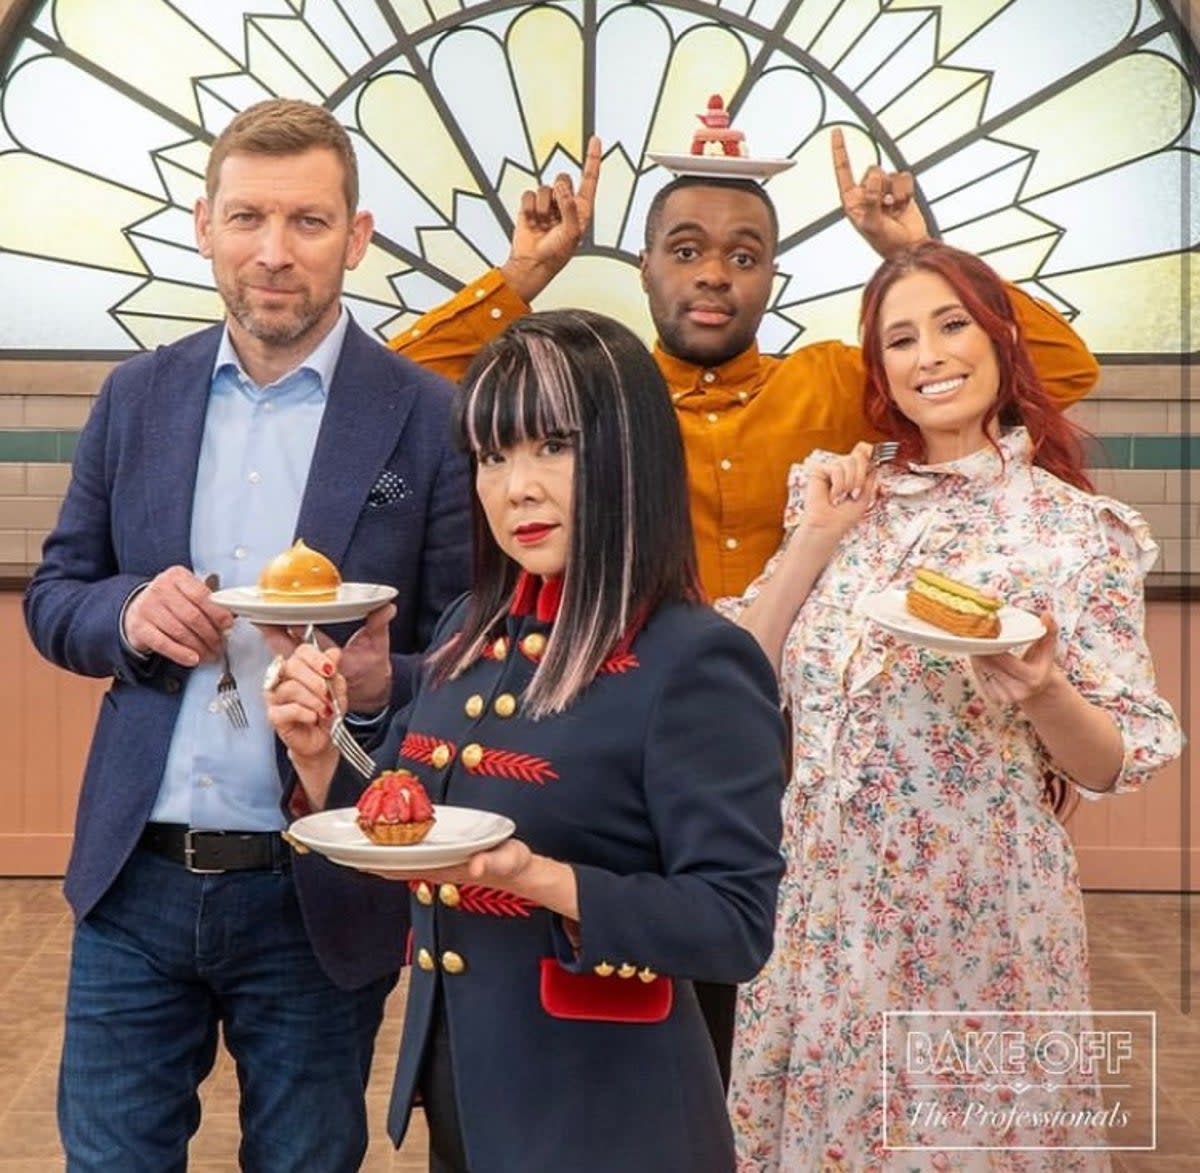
top-left (183, 829), bottom-right (226, 874)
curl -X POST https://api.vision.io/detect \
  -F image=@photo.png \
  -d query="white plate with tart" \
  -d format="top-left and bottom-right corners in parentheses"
top-left (284, 805), bottom-right (516, 873)
top-left (859, 588), bottom-right (1045, 656)
top-left (210, 582), bottom-right (398, 624)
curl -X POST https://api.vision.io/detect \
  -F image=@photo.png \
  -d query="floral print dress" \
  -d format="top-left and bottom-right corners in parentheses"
top-left (725, 430), bottom-right (1180, 1172)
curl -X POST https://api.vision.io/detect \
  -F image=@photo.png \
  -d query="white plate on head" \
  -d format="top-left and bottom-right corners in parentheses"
top-left (859, 588), bottom-right (1045, 656)
top-left (286, 805), bottom-right (516, 873)
top-left (647, 152), bottom-right (795, 180)
top-left (210, 583), bottom-right (398, 624)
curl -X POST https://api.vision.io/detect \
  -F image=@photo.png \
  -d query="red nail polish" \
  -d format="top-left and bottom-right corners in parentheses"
top-left (321, 662), bottom-right (334, 677)
top-left (324, 704), bottom-right (333, 717)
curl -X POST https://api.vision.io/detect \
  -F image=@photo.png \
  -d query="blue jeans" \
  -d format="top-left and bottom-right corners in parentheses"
top-left (59, 847), bottom-right (395, 1172)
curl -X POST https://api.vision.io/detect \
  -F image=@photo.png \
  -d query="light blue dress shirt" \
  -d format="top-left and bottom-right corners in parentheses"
top-left (149, 311), bottom-right (349, 830)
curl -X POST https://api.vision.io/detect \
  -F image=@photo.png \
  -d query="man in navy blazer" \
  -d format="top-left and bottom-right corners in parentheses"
top-left (25, 99), bottom-right (470, 1172)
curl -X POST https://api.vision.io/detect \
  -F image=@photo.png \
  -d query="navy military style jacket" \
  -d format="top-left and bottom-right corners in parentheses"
top-left (294, 575), bottom-right (786, 1172)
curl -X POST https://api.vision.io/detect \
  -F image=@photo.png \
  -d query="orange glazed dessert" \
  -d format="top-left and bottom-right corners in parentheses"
top-left (257, 539), bottom-right (341, 603)
top-left (356, 771), bottom-right (436, 846)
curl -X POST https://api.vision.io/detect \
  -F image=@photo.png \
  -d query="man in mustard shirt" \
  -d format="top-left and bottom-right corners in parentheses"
top-left (389, 131), bottom-right (1099, 1087)
top-left (390, 131), bottom-right (1097, 603)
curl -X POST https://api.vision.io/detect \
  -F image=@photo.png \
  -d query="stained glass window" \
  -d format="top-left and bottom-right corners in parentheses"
top-left (0, 0), bottom-right (1195, 358)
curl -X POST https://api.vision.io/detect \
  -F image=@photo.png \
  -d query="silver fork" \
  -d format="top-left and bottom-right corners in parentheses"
top-left (301, 625), bottom-right (377, 779)
top-left (870, 440), bottom-right (900, 467)
top-left (205, 574), bottom-right (249, 730)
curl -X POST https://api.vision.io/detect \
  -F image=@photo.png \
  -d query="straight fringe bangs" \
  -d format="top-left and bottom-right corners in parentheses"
top-left (434, 314), bottom-right (652, 718)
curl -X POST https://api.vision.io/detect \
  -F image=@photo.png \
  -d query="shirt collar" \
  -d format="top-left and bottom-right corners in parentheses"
top-left (886, 428), bottom-right (1031, 494)
top-left (213, 306), bottom-right (349, 397)
top-left (509, 572), bottom-right (564, 623)
top-left (653, 340), bottom-right (762, 400)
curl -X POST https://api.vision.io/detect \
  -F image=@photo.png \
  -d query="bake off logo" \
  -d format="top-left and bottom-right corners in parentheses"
top-left (882, 1011), bottom-right (1156, 1152)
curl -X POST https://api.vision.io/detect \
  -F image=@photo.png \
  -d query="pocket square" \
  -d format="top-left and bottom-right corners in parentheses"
top-left (367, 470), bottom-right (410, 507)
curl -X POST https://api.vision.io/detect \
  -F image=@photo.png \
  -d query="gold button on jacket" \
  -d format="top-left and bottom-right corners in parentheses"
top-left (461, 743), bottom-right (483, 769)
top-left (464, 694), bottom-right (484, 718)
top-left (430, 743), bottom-right (451, 769)
top-left (416, 948), bottom-right (435, 972)
top-left (593, 961), bottom-right (614, 977)
top-left (438, 883), bottom-right (461, 907)
top-left (617, 963), bottom-right (637, 979)
top-left (441, 950), bottom-right (466, 975)
top-left (493, 693), bottom-right (517, 718)
top-left (414, 882), bottom-right (433, 906)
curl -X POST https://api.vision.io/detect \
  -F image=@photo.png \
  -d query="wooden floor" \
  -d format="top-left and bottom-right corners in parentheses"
top-left (0, 881), bottom-right (1196, 1170)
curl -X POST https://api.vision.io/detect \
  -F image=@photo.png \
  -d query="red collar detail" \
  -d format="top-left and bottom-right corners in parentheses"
top-left (509, 572), bottom-right (563, 623)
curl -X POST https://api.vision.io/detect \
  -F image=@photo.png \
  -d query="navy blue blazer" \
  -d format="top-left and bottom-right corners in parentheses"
top-left (295, 586), bottom-right (787, 1171)
top-left (25, 318), bottom-right (471, 924)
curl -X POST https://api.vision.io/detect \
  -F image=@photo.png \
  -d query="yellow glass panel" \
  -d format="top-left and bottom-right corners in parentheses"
top-left (250, 17), bottom-right (348, 95)
top-left (246, 24), bottom-right (322, 103)
top-left (776, 286), bottom-right (862, 348)
top-left (56, 0), bottom-right (236, 123)
top-left (509, 6), bottom-right (583, 167)
top-left (0, 155), bottom-right (158, 274)
top-left (893, 77), bottom-right (989, 162)
top-left (768, 125), bottom-right (871, 244)
top-left (115, 280), bottom-right (223, 319)
top-left (879, 67), bottom-right (987, 140)
top-left (887, 0), bottom-right (1008, 56)
top-left (647, 26), bottom-right (748, 155)
top-left (416, 226), bottom-right (493, 285)
top-left (970, 237), bottom-right (1061, 282)
top-left (591, 149), bottom-right (636, 252)
top-left (1004, 54), bottom-right (1190, 198)
top-left (153, 141), bottom-right (210, 208)
top-left (429, 0), bottom-right (461, 21)
top-left (1043, 255), bottom-right (1200, 354)
top-left (941, 207), bottom-right (1059, 263)
top-left (497, 160), bottom-right (541, 222)
top-left (116, 314), bottom-right (222, 349)
top-left (343, 242), bottom-right (406, 307)
top-left (531, 256), bottom-right (653, 346)
top-left (359, 72), bottom-right (481, 217)
top-left (810, 0), bottom-right (883, 68)
top-left (386, 0), bottom-right (436, 35)
top-left (785, 0), bottom-right (840, 49)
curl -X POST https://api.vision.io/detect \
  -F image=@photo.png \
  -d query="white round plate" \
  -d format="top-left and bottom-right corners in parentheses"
top-left (210, 583), bottom-right (398, 624)
top-left (286, 804), bottom-right (516, 873)
top-left (647, 152), bottom-right (795, 180)
top-left (859, 588), bottom-right (1045, 656)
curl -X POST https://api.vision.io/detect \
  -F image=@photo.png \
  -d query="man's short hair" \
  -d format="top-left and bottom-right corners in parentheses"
top-left (643, 176), bottom-right (779, 252)
top-left (205, 98), bottom-right (360, 213)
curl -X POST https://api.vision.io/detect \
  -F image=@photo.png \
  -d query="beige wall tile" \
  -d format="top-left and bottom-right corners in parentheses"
top-left (1096, 401), bottom-right (1170, 432)
top-left (1096, 365), bottom-right (1190, 400)
top-left (1163, 470), bottom-right (1200, 503)
top-left (0, 396), bottom-right (23, 427)
top-left (1165, 402), bottom-right (1200, 433)
top-left (0, 499), bottom-right (61, 529)
top-left (1135, 503), bottom-right (1193, 540)
top-left (25, 465), bottom-right (71, 496)
top-left (0, 465), bottom-right (26, 496)
top-left (1091, 469), bottom-right (1167, 502)
top-left (0, 360), bottom-right (116, 396)
top-left (0, 531), bottom-right (26, 565)
top-left (22, 397), bottom-right (94, 428)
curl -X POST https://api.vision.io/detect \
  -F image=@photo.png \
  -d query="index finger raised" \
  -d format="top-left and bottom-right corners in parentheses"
top-left (830, 127), bottom-right (855, 200)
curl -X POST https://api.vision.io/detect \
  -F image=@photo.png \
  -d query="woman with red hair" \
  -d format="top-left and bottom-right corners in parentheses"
top-left (724, 241), bottom-right (1180, 1170)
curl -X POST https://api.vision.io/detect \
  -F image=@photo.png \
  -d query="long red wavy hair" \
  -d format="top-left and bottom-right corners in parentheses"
top-left (860, 241), bottom-right (1093, 492)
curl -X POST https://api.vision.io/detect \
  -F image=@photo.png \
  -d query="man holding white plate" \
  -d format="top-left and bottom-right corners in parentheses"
top-left (25, 98), bottom-right (470, 1171)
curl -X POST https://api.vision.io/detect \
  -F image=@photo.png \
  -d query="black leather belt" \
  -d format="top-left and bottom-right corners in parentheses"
top-left (138, 823), bottom-right (289, 874)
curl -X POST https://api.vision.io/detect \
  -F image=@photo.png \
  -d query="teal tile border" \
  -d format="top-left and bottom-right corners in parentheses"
top-left (0, 430), bottom-right (1196, 469)
top-left (0, 430), bottom-right (78, 462)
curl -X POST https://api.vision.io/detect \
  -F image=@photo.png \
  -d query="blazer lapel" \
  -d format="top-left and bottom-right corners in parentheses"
top-left (294, 319), bottom-right (417, 568)
top-left (143, 325), bottom-right (222, 570)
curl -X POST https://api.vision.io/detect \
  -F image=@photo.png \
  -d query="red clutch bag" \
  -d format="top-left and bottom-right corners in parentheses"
top-left (538, 958), bottom-right (673, 1024)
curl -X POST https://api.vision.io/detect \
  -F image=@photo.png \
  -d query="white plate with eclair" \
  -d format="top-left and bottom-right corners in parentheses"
top-left (860, 569), bottom-right (1045, 656)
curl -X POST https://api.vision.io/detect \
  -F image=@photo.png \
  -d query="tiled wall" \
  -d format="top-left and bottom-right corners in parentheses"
top-left (0, 360), bottom-right (1196, 580)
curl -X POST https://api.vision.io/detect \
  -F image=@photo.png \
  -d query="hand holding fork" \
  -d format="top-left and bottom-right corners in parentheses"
top-left (204, 574), bottom-right (248, 730)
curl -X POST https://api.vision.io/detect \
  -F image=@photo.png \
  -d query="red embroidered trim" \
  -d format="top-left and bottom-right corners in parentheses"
top-left (471, 746), bottom-right (558, 785)
top-left (405, 881), bottom-right (536, 917)
top-left (399, 732), bottom-right (456, 765)
top-left (598, 651), bottom-right (640, 675)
